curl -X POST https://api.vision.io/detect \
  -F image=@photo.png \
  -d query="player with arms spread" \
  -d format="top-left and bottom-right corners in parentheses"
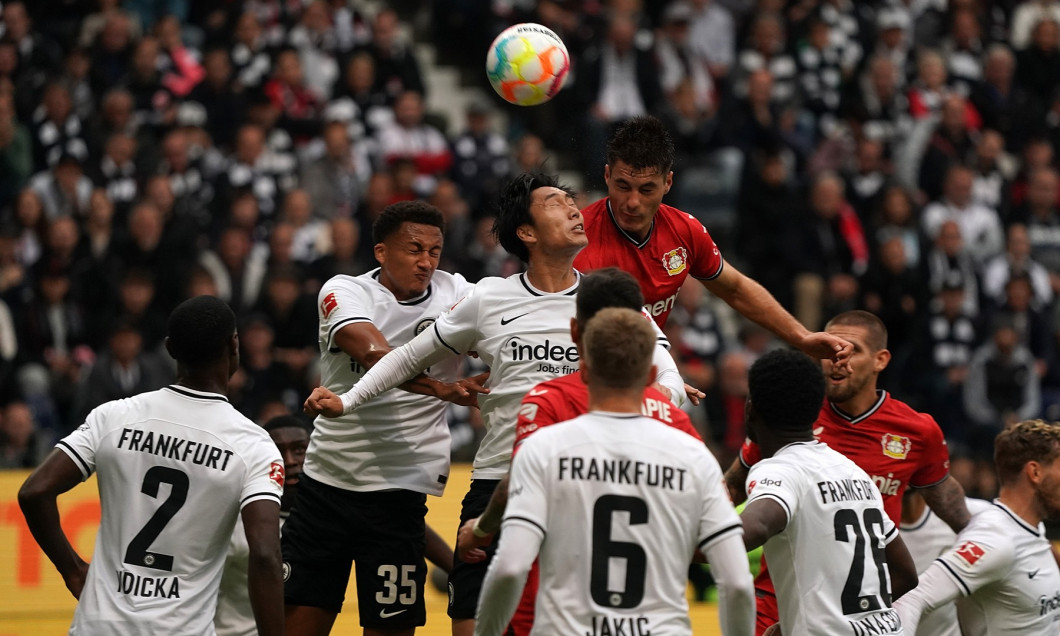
top-left (305, 173), bottom-right (688, 636)
top-left (895, 420), bottom-right (1060, 635)
top-left (475, 308), bottom-right (755, 636)
top-left (456, 267), bottom-right (700, 636)
top-left (723, 310), bottom-right (970, 635)
top-left (284, 201), bottom-right (484, 636)
top-left (18, 295), bottom-right (285, 636)
top-left (740, 348), bottom-right (918, 636)
top-left (574, 116), bottom-right (852, 370)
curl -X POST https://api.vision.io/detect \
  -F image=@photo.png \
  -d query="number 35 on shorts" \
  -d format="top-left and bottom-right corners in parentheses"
top-left (376, 564), bottom-right (417, 606)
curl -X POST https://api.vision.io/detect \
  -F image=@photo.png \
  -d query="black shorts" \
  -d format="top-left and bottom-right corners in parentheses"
top-left (448, 478), bottom-right (501, 619)
top-left (281, 474), bottom-right (428, 629)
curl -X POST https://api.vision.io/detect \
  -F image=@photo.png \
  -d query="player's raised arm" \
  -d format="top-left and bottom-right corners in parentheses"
top-left (241, 499), bottom-right (284, 636)
top-left (918, 474), bottom-right (971, 533)
top-left (18, 449), bottom-right (91, 599)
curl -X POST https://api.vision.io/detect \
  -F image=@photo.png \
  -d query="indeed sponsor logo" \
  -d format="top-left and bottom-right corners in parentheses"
top-left (508, 338), bottom-right (579, 363)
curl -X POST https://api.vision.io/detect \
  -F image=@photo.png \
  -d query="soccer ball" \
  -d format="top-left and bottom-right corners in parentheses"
top-left (486, 23), bottom-right (570, 106)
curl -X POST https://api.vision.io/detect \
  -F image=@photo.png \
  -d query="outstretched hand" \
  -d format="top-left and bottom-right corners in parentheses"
top-left (456, 517), bottom-right (493, 563)
top-left (442, 371), bottom-right (491, 407)
top-left (798, 332), bottom-right (853, 370)
top-left (304, 386), bottom-right (344, 418)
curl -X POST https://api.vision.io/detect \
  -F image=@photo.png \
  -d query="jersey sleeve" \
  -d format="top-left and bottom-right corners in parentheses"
top-left (934, 528), bottom-right (1016, 596)
top-left (696, 449), bottom-right (743, 551)
top-left (56, 404), bottom-right (110, 480)
top-left (503, 433), bottom-right (551, 539)
top-left (739, 438), bottom-right (762, 468)
top-left (744, 460), bottom-right (801, 526)
top-left (430, 284), bottom-right (482, 355)
top-left (513, 387), bottom-right (563, 454)
top-left (681, 213), bottom-right (724, 281)
top-left (909, 413), bottom-right (951, 488)
top-left (319, 279), bottom-right (374, 351)
top-left (239, 434), bottom-right (284, 510)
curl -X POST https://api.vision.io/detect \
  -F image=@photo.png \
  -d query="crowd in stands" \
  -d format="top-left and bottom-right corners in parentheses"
top-left (0, 0), bottom-right (1058, 496)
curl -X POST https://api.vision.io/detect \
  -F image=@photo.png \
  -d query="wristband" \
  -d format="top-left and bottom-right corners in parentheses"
top-left (472, 518), bottom-right (491, 538)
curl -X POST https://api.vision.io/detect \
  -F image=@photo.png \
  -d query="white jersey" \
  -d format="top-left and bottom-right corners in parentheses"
top-left (306, 269), bottom-right (472, 494)
top-left (214, 514), bottom-right (286, 636)
top-left (431, 273), bottom-right (671, 478)
top-left (898, 498), bottom-right (993, 636)
top-left (57, 386), bottom-right (283, 636)
top-left (504, 411), bottom-right (742, 636)
top-left (935, 501), bottom-right (1060, 635)
top-left (745, 442), bottom-right (903, 636)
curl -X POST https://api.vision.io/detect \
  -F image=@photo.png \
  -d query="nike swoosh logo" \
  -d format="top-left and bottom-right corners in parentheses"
top-left (1029, 569), bottom-right (1041, 579)
top-left (528, 388), bottom-right (549, 396)
top-left (379, 608), bottom-right (408, 618)
top-left (500, 313), bottom-right (530, 325)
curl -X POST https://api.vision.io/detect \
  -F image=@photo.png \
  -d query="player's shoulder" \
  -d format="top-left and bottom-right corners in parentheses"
top-left (320, 272), bottom-right (372, 295)
top-left (880, 393), bottom-right (945, 434)
top-left (656, 202), bottom-right (706, 232)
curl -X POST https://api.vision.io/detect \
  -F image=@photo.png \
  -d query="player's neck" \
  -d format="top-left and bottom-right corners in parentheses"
top-left (759, 433), bottom-right (814, 459)
top-left (524, 257), bottom-right (577, 293)
top-left (175, 367), bottom-right (230, 397)
top-left (587, 385), bottom-right (643, 414)
top-left (832, 388), bottom-right (880, 418)
top-left (998, 483), bottom-right (1044, 528)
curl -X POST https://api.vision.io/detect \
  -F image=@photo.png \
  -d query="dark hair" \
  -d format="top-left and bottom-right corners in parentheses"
top-left (372, 200), bottom-right (445, 244)
top-left (748, 349), bottom-right (824, 433)
top-left (166, 295), bottom-right (237, 368)
top-left (994, 419), bottom-right (1060, 485)
top-left (605, 116), bottom-right (675, 175)
top-left (493, 172), bottom-right (570, 263)
top-left (576, 268), bottom-right (644, 324)
top-left (825, 310), bottom-right (888, 351)
top-left (263, 414), bottom-right (313, 436)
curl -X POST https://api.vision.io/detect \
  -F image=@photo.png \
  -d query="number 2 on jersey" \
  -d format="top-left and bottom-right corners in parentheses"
top-left (124, 466), bottom-right (189, 571)
top-left (834, 508), bottom-right (890, 615)
top-left (591, 495), bottom-right (648, 609)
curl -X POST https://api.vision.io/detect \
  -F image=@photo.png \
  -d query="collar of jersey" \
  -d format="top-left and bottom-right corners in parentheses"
top-left (589, 410), bottom-right (643, 419)
top-left (371, 269), bottom-right (433, 305)
top-left (164, 385), bottom-right (230, 402)
top-left (606, 199), bottom-right (655, 248)
top-left (519, 271), bottom-right (580, 296)
top-left (774, 440), bottom-right (819, 456)
top-left (992, 499), bottom-right (1044, 537)
top-left (828, 390), bottom-right (886, 424)
top-left (899, 506), bottom-right (933, 532)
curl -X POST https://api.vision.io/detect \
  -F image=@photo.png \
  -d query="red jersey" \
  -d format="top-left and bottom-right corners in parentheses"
top-left (507, 372), bottom-right (701, 636)
top-left (574, 199), bottom-right (724, 327)
top-left (740, 391), bottom-right (950, 634)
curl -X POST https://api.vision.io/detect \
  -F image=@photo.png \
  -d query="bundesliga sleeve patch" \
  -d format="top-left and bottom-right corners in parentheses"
top-left (955, 541), bottom-right (986, 566)
top-left (320, 292), bottom-right (338, 319)
top-left (269, 461), bottom-right (285, 487)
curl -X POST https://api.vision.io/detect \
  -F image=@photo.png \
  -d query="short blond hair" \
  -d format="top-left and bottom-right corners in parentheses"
top-left (994, 419), bottom-right (1060, 484)
top-left (583, 307), bottom-right (655, 389)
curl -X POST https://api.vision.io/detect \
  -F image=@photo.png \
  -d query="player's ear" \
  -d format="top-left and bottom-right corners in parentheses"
top-left (373, 242), bottom-right (386, 266)
top-left (873, 348), bottom-right (891, 373)
top-left (1027, 460), bottom-right (1043, 485)
top-left (516, 223), bottom-right (535, 245)
top-left (604, 164), bottom-right (611, 184)
top-left (664, 171), bottom-right (673, 195)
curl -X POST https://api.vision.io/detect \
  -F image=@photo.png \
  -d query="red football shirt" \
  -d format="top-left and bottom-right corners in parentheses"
top-left (574, 199), bottom-right (724, 327)
top-left (507, 373), bottom-right (701, 636)
top-left (739, 391), bottom-right (951, 632)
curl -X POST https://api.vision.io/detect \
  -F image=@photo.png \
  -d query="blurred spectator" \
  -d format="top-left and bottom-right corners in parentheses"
top-left (0, 228), bottom-right (27, 302)
top-left (329, 51), bottom-right (392, 140)
top-left (98, 269), bottom-right (168, 351)
top-left (792, 171), bottom-right (867, 331)
top-left (969, 129), bottom-right (1013, 216)
top-left (989, 271), bottom-right (1056, 379)
top-left (118, 201), bottom-right (193, 311)
top-left (860, 234), bottom-right (925, 354)
top-left (286, 0), bottom-right (339, 101)
top-left (187, 47), bottom-right (245, 150)
top-left (1008, 137), bottom-right (1057, 210)
top-left (840, 54), bottom-right (911, 152)
top-left (981, 223), bottom-right (1054, 310)
top-left (230, 314), bottom-right (305, 420)
top-left (157, 128), bottom-right (214, 228)
top-left (0, 2), bottom-right (62, 83)
top-left (301, 119), bottom-right (368, 219)
top-left (0, 296), bottom-right (17, 403)
top-left (0, 401), bottom-right (48, 468)
top-left (942, 8), bottom-right (985, 93)
top-left (446, 214), bottom-right (519, 283)
top-left (198, 226), bottom-right (267, 312)
top-left (735, 11), bottom-right (795, 106)
top-left (308, 217), bottom-right (371, 284)
top-left (72, 189), bottom-right (121, 315)
top-left (735, 148), bottom-right (799, 307)
top-left (28, 152), bottom-right (93, 221)
top-left (357, 8), bottom-right (425, 99)
top-left (716, 68), bottom-right (798, 156)
top-left (30, 82), bottom-right (88, 171)
top-left (254, 265), bottom-right (316, 379)
top-left (89, 132), bottom-right (139, 212)
top-left (125, 36), bottom-right (175, 130)
top-left (154, 14), bottom-right (204, 98)
top-left (428, 178), bottom-right (473, 252)
top-left (88, 12), bottom-right (135, 95)
top-left (230, 12), bottom-right (272, 92)
top-left (702, 349), bottom-right (749, 466)
top-left (969, 44), bottom-right (1034, 151)
top-left (842, 136), bottom-right (888, 219)
top-left (215, 122), bottom-right (297, 218)
top-left (870, 7), bottom-right (911, 86)
top-left (660, 78), bottom-right (721, 175)
top-left (377, 91), bottom-right (451, 187)
top-left (450, 97), bottom-right (510, 213)
top-left (1010, 0), bottom-right (1060, 51)
top-left (511, 132), bottom-right (548, 174)
top-left (278, 188), bottom-right (327, 263)
top-left (1012, 168), bottom-right (1060, 298)
top-left (923, 219), bottom-right (981, 316)
top-left (264, 47), bottom-right (323, 144)
top-left (688, 0), bottom-right (735, 79)
top-left (796, 12), bottom-right (860, 137)
top-left (921, 164), bottom-right (1004, 265)
top-left (73, 320), bottom-right (171, 423)
top-left (1015, 17), bottom-right (1060, 105)
top-left (0, 91), bottom-right (32, 208)
top-left (38, 216), bottom-right (81, 275)
top-left (869, 184), bottom-right (920, 267)
top-left (658, 2), bottom-right (719, 110)
top-left (916, 93), bottom-right (980, 202)
top-left (10, 188), bottom-right (45, 268)
top-left (78, 0), bottom-right (142, 50)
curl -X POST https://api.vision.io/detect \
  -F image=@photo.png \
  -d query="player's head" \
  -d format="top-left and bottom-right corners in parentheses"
top-left (372, 200), bottom-right (445, 301)
top-left (165, 295), bottom-right (238, 376)
top-left (821, 310), bottom-right (890, 405)
top-left (994, 420), bottom-right (1060, 518)
top-left (582, 307), bottom-right (656, 390)
top-left (572, 268), bottom-right (644, 343)
top-left (494, 172), bottom-right (585, 264)
top-left (746, 349), bottom-right (825, 445)
top-left (604, 116), bottom-right (675, 239)
top-left (263, 415), bottom-right (311, 511)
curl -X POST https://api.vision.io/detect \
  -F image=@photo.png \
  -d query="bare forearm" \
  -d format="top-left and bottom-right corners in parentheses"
top-left (425, 524), bottom-right (454, 573)
top-left (477, 473), bottom-right (510, 535)
top-left (919, 476), bottom-right (970, 533)
top-left (724, 458), bottom-right (749, 505)
top-left (715, 275), bottom-right (808, 347)
top-left (18, 494), bottom-right (83, 582)
top-left (247, 548), bottom-right (285, 636)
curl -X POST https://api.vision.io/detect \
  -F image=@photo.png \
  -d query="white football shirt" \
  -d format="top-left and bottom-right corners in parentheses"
top-left (935, 502), bottom-right (1060, 635)
top-left (745, 442), bottom-right (903, 636)
top-left (503, 411), bottom-right (742, 635)
top-left (57, 386), bottom-right (283, 636)
top-left (899, 497), bottom-right (993, 636)
top-left (305, 269), bottom-right (472, 494)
